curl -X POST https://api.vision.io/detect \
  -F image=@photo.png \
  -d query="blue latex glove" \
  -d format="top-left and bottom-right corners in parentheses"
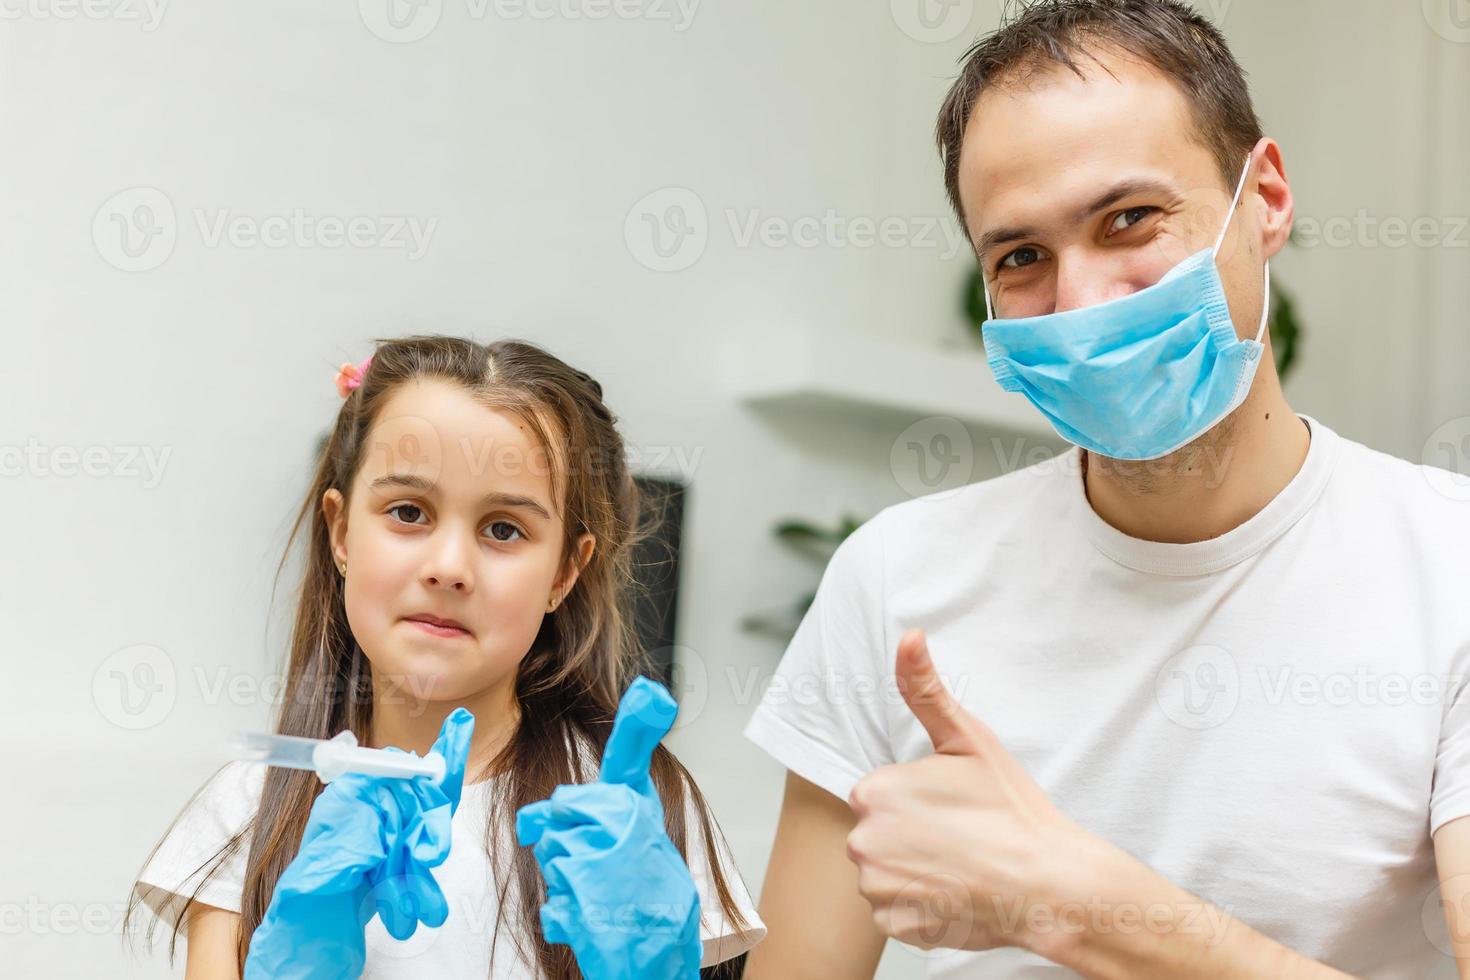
top-left (516, 677), bottom-right (701, 980)
top-left (243, 708), bottom-right (475, 980)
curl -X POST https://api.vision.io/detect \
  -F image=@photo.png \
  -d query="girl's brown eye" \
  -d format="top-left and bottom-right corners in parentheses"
top-left (388, 503), bottom-right (425, 525)
top-left (486, 521), bottom-right (524, 543)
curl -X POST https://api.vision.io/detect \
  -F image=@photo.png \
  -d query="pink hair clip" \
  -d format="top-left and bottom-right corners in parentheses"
top-left (334, 354), bottom-right (374, 398)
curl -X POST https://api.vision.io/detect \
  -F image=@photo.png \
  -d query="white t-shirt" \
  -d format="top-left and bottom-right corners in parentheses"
top-left (743, 413), bottom-right (1470, 979)
top-left (133, 750), bottom-right (765, 976)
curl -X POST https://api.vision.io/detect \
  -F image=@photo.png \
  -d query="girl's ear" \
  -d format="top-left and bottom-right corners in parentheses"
top-left (322, 488), bottom-right (348, 568)
top-left (553, 532), bottom-right (597, 601)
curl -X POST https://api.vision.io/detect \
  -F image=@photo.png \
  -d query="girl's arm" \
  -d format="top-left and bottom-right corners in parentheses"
top-left (182, 902), bottom-right (243, 980)
top-left (742, 770), bottom-right (886, 980)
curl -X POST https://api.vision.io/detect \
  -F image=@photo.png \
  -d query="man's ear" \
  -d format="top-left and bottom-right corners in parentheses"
top-left (1255, 138), bottom-right (1294, 262)
top-left (554, 532), bottom-right (597, 599)
top-left (322, 488), bottom-right (348, 569)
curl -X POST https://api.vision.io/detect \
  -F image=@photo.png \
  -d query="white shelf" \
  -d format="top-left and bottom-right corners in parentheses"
top-left (728, 326), bottom-right (1049, 436)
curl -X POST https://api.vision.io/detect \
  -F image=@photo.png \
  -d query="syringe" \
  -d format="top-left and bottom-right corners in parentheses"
top-left (236, 730), bottom-right (446, 786)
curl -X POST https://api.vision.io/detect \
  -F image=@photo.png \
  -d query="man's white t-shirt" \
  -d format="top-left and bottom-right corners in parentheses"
top-left (133, 750), bottom-right (765, 976)
top-left (744, 413), bottom-right (1470, 979)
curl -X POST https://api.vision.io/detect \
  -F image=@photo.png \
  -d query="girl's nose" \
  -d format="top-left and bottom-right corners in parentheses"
top-left (422, 536), bottom-right (474, 591)
top-left (425, 571), bottom-right (470, 591)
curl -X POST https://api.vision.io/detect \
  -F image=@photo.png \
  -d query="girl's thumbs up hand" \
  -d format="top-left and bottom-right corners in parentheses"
top-left (598, 676), bottom-right (678, 801)
top-left (844, 628), bottom-right (1095, 956)
top-left (513, 677), bottom-right (702, 978)
top-left (515, 676), bottom-right (678, 849)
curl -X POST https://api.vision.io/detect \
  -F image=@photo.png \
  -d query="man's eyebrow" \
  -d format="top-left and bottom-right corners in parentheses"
top-left (369, 473), bottom-right (553, 521)
top-left (974, 177), bottom-right (1180, 262)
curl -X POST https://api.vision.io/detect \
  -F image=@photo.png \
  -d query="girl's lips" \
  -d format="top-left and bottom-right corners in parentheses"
top-left (404, 617), bottom-right (471, 639)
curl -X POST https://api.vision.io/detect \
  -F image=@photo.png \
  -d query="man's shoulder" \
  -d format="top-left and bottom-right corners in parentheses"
top-left (1328, 421), bottom-right (1470, 524)
top-left (869, 445), bottom-right (1077, 537)
top-left (838, 447), bottom-right (1077, 586)
top-left (1317, 420), bottom-right (1470, 580)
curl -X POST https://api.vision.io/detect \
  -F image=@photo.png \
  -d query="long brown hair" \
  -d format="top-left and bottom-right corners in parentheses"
top-left (127, 335), bottom-right (752, 977)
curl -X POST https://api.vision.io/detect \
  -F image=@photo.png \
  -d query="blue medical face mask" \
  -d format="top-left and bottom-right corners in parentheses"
top-left (980, 157), bottom-right (1270, 461)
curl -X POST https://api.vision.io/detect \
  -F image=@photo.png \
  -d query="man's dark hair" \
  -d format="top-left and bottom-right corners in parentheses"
top-left (936, 0), bottom-right (1264, 232)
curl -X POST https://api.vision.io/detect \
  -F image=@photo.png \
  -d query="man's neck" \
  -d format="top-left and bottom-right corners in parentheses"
top-left (368, 672), bottom-right (522, 784)
top-left (1082, 391), bottom-right (1310, 545)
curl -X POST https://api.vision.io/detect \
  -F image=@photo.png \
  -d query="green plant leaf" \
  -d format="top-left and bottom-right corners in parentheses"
top-left (1269, 277), bottom-right (1301, 383)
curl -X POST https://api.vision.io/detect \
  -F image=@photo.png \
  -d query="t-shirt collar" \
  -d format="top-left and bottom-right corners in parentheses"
top-left (1072, 414), bottom-right (1338, 576)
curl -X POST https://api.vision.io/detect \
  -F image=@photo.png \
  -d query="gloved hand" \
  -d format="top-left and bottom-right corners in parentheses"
top-left (516, 677), bottom-right (702, 980)
top-left (243, 708), bottom-right (475, 980)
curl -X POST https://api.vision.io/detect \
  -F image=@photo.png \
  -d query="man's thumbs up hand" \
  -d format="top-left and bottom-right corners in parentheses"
top-left (895, 627), bottom-right (984, 756)
top-left (893, 628), bottom-right (1052, 809)
top-left (845, 628), bottom-right (1090, 955)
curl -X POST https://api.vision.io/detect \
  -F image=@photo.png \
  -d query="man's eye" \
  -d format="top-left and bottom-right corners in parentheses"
top-left (388, 503), bottom-right (426, 525)
top-left (1109, 206), bottom-right (1157, 233)
top-left (485, 521), bottom-right (524, 543)
top-left (999, 246), bottom-right (1042, 271)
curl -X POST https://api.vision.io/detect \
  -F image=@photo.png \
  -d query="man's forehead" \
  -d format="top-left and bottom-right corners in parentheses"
top-left (957, 48), bottom-right (1211, 233)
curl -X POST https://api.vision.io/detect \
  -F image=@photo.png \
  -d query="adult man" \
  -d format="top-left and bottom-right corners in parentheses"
top-left (742, 2), bottom-right (1470, 977)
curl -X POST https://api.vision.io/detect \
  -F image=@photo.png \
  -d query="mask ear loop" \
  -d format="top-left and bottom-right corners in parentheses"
top-left (1214, 155), bottom-right (1272, 347)
top-left (1254, 262), bottom-right (1272, 345)
top-left (1213, 155), bottom-right (1254, 257)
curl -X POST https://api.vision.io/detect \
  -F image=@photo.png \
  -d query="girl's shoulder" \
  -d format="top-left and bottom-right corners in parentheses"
top-left (132, 761), bottom-right (263, 930)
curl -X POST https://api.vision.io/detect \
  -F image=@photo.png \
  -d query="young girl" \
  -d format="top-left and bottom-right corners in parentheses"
top-left (126, 335), bottom-right (764, 977)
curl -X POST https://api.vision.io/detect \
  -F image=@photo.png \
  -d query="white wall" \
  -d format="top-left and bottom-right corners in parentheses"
top-left (2, 2), bottom-right (1465, 978)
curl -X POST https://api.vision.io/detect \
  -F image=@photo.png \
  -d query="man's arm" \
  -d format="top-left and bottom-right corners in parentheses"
top-left (1027, 829), bottom-right (1357, 980)
top-left (742, 770), bottom-right (886, 980)
top-left (848, 629), bottom-right (1362, 979)
top-left (1433, 816), bottom-right (1470, 980)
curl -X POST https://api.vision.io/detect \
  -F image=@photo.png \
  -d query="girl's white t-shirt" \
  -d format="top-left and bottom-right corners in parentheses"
top-left (133, 753), bottom-right (765, 976)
